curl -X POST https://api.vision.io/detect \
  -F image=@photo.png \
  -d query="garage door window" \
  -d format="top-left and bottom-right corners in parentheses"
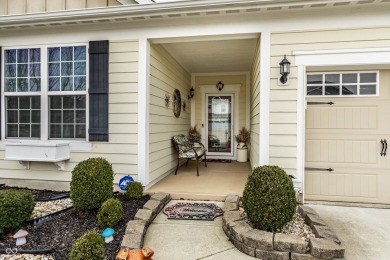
top-left (307, 72), bottom-right (378, 96)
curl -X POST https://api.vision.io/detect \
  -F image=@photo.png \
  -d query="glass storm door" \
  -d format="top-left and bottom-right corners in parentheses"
top-left (206, 95), bottom-right (233, 156)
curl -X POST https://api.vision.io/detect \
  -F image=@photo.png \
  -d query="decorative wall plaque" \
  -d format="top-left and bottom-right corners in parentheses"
top-left (173, 89), bottom-right (181, 118)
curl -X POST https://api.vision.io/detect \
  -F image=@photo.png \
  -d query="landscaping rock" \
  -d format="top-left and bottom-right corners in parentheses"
top-left (143, 199), bottom-right (163, 214)
top-left (225, 193), bottom-right (240, 203)
top-left (298, 205), bottom-right (318, 218)
top-left (125, 220), bottom-right (147, 236)
top-left (222, 210), bottom-right (241, 227)
top-left (231, 238), bottom-right (256, 257)
top-left (274, 232), bottom-right (310, 254)
top-left (255, 249), bottom-right (289, 260)
top-left (150, 192), bottom-right (170, 204)
top-left (305, 213), bottom-right (327, 228)
top-left (243, 229), bottom-right (273, 251)
top-left (230, 220), bottom-right (254, 242)
top-left (309, 238), bottom-right (345, 259)
top-left (291, 253), bottom-right (321, 260)
top-left (312, 225), bottom-right (341, 245)
top-left (134, 209), bottom-right (154, 225)
top-left (121, 233), bottom-right (143, 250)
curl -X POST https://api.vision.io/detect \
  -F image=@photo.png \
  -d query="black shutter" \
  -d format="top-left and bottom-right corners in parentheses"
top-left (88, 40), bottom-right (109, 141)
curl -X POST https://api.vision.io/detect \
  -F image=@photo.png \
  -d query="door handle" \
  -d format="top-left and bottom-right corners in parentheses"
top-left (380, 139), bottom-right (385, 156)
top-left (384, 139), bottom-right (388, 156)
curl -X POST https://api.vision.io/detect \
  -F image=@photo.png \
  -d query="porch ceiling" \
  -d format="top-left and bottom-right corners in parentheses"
top-left (161, 38), bottom-right (258, 73)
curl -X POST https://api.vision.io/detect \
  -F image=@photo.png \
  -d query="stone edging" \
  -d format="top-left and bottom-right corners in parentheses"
top-left (121, 192), bottom-right (171, 249)
top-left (222, 193), bottom-right (345, 259)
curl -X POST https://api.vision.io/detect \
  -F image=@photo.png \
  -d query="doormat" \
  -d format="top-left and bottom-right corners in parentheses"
top-left (201, 159), bottom-right (232, 163)
top-left (163, 202), bottom-right (224, 221)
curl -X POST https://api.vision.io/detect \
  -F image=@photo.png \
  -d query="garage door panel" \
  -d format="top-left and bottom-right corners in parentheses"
top-left (306, 140), bottom-right (377, 164)
top-left (306, 106), bottom-right (377, 129)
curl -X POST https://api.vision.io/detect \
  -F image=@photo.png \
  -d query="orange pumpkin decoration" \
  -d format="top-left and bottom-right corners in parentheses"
top-left (116, 247), bottom-right (154, 260)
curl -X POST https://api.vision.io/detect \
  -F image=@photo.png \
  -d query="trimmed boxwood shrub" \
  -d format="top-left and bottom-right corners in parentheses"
top-left (97, 198), bottom-right (123, 228)
top-left (70, 157), bottom-right (114, 211)
top-left (0, 189), bottom-right (35, 238)
top-left (242, 165), bottom-right (296, 232)
top-left (69, 230), bottom-right (104, 260)
top-left (125, 181), bottom-right (143, 200)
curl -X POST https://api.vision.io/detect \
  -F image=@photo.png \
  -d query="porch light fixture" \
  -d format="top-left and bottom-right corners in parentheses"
top-left (279, 55), bottom-right (291, 85)
top-left (188, 86), bottom-right (195, 100)
top-left (216, 81), bottom-right (224, 91)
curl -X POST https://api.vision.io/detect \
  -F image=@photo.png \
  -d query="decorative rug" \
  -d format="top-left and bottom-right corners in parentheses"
top-left (201, 159), bottom-right (232, 163)
top-left (163, 202), bottom-right (224, 221)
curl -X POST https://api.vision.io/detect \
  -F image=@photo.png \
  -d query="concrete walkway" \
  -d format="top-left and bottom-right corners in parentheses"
top-left (309, 204), bottom-right (390, 260)
top-left (143, 200), bottom-right (254, 260)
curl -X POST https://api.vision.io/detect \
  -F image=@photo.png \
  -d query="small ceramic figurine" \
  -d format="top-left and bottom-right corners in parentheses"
top-left (116, 247), bottom-right (154, 260)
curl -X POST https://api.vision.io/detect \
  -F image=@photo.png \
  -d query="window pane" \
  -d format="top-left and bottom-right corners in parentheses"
top-left (342, 73), bottom-right (357, 83)
top-left (360, 84), bottom-right (376, 95)
top-left (63, 96), bottom-right (75, 109)
top-left (49, 77), bottom-right (60, 91)
top-left (5, 64), bottom-right (16, 77)
top-left (31, 96), bottom-right (40, 109)
top-left (74, 77), bottom-right (86, 91)
top-left (7, 125), bottom-right (18, 137)
top-left (307, 74), bottom-right (322, 84)
top-left (342, 85), bottom-right (357, 95)
top-left (19, 96), bottom-right (30, 109)
top-left (5, 79), bottom-right (16, 92)
top-left (30, 48), bottom-right (40, 63)
top-left (50, 124), bottom-right (62, 138)
top-left (49, 63), bottom-right (60, 76)
top-left (74, 46), bottom-right (86, 61)
top-left (360, 73), bottom-right (376, 83)
top-left (63, 125), bottom-right (74, 138)
top-left (61, 47), bottom-right (73, 61)
top-left (61, 62), bottom-right (73, 76)
top-left (63, 110), bottom-right (74, 124)
top-left (5, 49), bottom-right (16, 63)
top-left (48, 48), bottom-right (60, 62)
top-left (76, 125), bottom-right (86, 138)
top-left (50, 96), bottom-right (62, 109)
top-left (19, 110), bottom-right (30, 123)
top-left (74, 62), bottom-right (86, 75)
top-left (17, 49), bottom-right (28, 63)
top-left (7, 110), bottom-right (18, 123)
top-left (32, 111), bottom-right (40, 123)
top-left (76, 96), bottom-right (86, 108)
top-left (61, 77), bottom-right (73, 91)
top-left (7, 97), bottom-right (18, 109)
top-left (17, 64), bottom-right (28, 77)
top-left (30, 78), bottom-right (41, 91)
top-left (17, 78), bottom-right (28, 92)
top-left (31, 125), bottom-right (40, 138)
top-left (19, 124), bottom-right (30, 138)
top-left (30, 64), bottom-right (40, 77)
top-left (76, 110), bottom-right (86, 123)
top-left (325, 85), bottom-right (340, 95)
top-left (50, 110), bottom-right (62, 123)
top-left (325, 74), bottom-right (340, 84)
top-left (307, 86), bottom-right (322, 96)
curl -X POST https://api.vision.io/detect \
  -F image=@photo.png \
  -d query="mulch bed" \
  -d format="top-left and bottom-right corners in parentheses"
top-left (0, 186), bottom-right (149, 260)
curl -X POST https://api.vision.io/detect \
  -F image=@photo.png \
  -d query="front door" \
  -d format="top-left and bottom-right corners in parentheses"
top-left (206, 94), bottom-right (234, 156)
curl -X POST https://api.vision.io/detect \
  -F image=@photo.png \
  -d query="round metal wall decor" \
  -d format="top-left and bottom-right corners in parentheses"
top-left (173, 89), bottom-right (182, 118)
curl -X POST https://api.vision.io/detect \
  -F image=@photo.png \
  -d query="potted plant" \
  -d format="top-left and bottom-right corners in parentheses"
top-left (188, 125), bottom-right (201, 145)
top-left (235, 127), bottom-right (250, 162)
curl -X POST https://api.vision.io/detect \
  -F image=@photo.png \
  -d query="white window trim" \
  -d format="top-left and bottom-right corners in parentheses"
top-left (1, 43), bottom-right (91, 152)
top-left (306, 71), bottom-right (379, 98)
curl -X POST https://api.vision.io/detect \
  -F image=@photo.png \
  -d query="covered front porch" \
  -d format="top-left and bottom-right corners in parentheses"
top-left (145, 161), bottom-right (252, 201)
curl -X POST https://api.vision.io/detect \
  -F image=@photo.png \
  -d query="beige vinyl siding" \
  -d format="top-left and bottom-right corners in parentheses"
top-left (0, 40), bottom-right (139, 189)
top-left (270, 26), bottom-right (390, 176)
top-left (0, 0), bottom-right (120, 15)
top-left (149, 44), bottom-right (191, 184)
top-left (249, 39), bottom-right (260, 168)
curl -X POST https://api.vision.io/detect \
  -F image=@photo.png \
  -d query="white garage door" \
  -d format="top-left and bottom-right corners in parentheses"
top-left (305, 71), bottom-right (390, 204)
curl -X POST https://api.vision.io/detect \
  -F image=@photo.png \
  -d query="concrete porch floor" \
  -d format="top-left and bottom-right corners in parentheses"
top-left (145, 161), bottom-right (252, 201)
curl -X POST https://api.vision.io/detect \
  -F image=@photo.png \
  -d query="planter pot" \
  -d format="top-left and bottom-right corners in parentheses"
top-left (237, 147), bottom-right (248, 162)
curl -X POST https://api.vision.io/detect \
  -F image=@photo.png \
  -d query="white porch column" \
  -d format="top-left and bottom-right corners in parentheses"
top-left (296, 65), bottom-right (306, 196)
top-left (137, 38), bottom-right (150, 186)
top-left (259, 32), bottom-right (271, 165)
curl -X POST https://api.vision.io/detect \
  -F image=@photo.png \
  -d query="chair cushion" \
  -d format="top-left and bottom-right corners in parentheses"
top-left (179, 147), bottom-right (207, 159)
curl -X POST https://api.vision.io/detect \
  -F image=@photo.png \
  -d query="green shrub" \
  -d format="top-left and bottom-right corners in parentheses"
top-left (70, 157), bottom-right (114, 211)
top-left (0, 189), bottom-right (35, 238)
top-left (69, 230), bottom-right (104, 260)
top-left (242, 165), bottom-right (296, 232)
top-left (125, 181), bottom-right (143, 200)
top-left (97, 198), bottom-right (123, 228)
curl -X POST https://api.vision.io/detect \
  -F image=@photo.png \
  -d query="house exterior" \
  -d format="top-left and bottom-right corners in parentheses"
top-left (1, 0), bottom-right (390, 204)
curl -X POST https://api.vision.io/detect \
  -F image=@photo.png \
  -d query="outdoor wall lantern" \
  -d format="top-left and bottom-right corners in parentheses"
top-left (188, 86), bottom-right (195, 100)
top-left (216, 81), bottom-right (224, 91)
top-left (279, 55), bottom-right (291, 85)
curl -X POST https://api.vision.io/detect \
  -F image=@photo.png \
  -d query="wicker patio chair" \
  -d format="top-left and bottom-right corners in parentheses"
top-left (172, 134), bottom-right (207, 176)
